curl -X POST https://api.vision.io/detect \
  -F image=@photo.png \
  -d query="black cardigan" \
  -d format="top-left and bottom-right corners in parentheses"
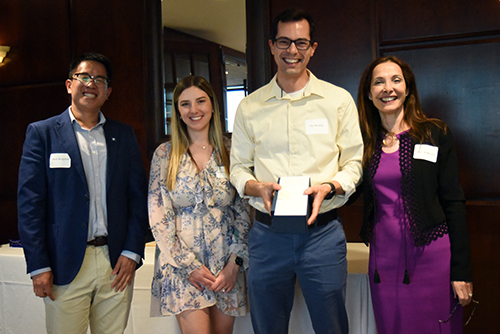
top-left (359, 124), bottom-right (472, 282)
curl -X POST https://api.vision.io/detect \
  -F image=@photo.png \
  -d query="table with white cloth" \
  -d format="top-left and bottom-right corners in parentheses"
top-left (0, 242), bottom-right (375, 334)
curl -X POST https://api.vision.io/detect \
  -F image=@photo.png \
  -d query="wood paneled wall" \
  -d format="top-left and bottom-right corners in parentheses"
top-left (0, 0), bottom-right (163, 245)
top-left (246, 0), bottom-right (500, 331)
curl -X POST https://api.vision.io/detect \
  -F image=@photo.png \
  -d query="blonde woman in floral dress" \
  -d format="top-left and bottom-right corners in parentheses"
top-left (148, 76), bottom-right (250, 334)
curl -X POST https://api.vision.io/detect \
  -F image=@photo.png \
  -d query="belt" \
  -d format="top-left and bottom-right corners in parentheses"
top-left (87, 236), bottom-right (108, 247)
top-left (255, 209), bottom-right (338, 228)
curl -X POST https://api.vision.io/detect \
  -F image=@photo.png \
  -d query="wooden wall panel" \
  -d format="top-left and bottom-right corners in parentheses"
top-left (0, 0), bottom-right (70, 87)
top-left (465, 201), bottom-right (500, 333)
top-left (249, 0), bottom-right (499, 330)
top-left (266, 0), bottom-right (374, 96)
top-left (378, 0), bottom-right (500, 44)
top-left (0, 0), bottom-right (163, 245)
top-left (0, 84), bottom-right (69, 244)
top-left (387, 42), bottom-right (500, 196)
top-left (69, 0), bottom-right (148, 160)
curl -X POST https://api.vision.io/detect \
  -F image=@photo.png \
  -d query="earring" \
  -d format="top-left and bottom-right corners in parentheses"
top-left (368, 95), bottom-right (372, 101)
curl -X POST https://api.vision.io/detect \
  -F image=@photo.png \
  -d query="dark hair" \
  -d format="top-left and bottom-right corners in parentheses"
top-left (270, 8), bottom-right (315, 42)
top-left (357, 56), bottom-right (446, 166)
top-left (69, 52), bottom-right (113, 81)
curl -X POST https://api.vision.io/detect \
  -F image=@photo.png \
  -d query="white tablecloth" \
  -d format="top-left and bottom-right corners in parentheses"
top-left (0, 243), bottom-right (375, 334)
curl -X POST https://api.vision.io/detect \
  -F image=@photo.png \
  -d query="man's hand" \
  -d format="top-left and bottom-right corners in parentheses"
top-left (245, 180), bottom-right (281, 214)
top-left (111, 255), bottom-right (137, 292)
top-left (188, 266), bottom-right (216, 291)
top-left (304, 181), bottom-right (343, 225)
top-left (32, 271), bottom-right (55, 301)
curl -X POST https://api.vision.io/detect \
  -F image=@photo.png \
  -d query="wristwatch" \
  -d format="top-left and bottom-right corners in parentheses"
top-left (322, 182), bottom-right (336, 200)
top-left (234, 256), bottom-right (244, 267)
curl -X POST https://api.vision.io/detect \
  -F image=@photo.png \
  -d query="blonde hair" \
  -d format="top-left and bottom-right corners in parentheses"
top-left (167, 76), bottom-right (230, 190)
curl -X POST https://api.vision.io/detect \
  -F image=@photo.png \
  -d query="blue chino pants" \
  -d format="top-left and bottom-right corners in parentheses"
top-left (247, 217), bottom-right (348, 334)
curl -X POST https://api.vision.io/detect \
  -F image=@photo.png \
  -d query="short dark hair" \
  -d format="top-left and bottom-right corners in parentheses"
top-left (69, 52), bottom-right (113, 81)
top-left (270, 8), bottom-right (315, 42)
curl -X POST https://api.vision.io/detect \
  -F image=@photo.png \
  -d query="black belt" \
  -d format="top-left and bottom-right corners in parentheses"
top-left (87, 236), bottom-right (108, 247)
top-left (255, 209), bottom-right (338, 228)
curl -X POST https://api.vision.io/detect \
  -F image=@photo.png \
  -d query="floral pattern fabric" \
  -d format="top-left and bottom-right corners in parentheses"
top-left (148, 140), bottom-right (250, 316)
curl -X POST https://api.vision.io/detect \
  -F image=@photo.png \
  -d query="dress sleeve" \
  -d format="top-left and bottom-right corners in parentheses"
top-left (148, 144), bottom-right (202, 274)
top-left (228, 193), bottom-right (251, 269)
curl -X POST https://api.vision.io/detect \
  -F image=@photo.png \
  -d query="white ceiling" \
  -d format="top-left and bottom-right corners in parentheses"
top-left (161, 0), bottom-right (246, 54)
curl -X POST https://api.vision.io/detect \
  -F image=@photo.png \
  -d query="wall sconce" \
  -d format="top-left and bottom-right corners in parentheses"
top-left (0, 46), bottom-right (11, 63)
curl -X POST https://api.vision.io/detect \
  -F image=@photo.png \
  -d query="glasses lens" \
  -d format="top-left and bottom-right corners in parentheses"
top-left (295, 40), bottom-right (311, 50)
top-left (275, 38), bottom-right (310, 50)
top-left (94, 77), bottom-right (108, 85)
top-left (276, 38), bottom-right (291, 49)
top-left (75, 74), bottom-right (108, 86)
top-left (77, 74), bottom-right (91, 83)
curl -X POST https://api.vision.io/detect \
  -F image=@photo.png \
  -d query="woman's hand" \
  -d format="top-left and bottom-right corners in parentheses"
top-left (211, 259), bottom-right (240, 293)
top-left (451, 281), bottom-right (473, 306)
top-left (188, 265), bottom-right (216, 291)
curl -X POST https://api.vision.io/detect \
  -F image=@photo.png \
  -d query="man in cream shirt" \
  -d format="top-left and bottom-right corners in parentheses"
top-left (230, 8), bottom-right (363, 334)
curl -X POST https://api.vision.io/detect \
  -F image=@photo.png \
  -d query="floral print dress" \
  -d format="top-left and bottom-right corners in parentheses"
top-left (148, 140), bottom-right (250, 317)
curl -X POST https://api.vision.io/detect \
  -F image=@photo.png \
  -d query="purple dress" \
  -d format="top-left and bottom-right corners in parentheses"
top-left (368, 145), bottom-right (463, 334)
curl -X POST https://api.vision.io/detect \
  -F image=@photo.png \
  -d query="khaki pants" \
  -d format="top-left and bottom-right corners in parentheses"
top-left (44, 245), bottom-right (134, 334)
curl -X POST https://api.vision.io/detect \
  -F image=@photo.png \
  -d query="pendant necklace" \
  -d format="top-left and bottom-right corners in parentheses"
top-left (191, 142), bottom-right (211, 150)
top-left (382, 132), bottom-right (398, 147)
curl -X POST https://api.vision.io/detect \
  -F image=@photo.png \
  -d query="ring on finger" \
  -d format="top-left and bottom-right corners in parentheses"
top-left (222, 288), bottom-right (226, 293)
top-left (468, 293), bottom-right (473, 298)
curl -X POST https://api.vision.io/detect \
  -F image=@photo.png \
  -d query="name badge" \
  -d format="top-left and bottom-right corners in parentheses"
top-left (305, 119), bottom-right (328, 135)
top-left (49, 153), bottom-right (71, 168)
top-left (413, 144), bottom-right (438, 163)
top-left (216, 166), bottom-right (228, 178)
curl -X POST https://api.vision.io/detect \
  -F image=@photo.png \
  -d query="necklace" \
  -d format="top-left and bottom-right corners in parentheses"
top-left (382, 132), bottom-right (399, 147)
top-left (191, 142), bottom-right (211, 150)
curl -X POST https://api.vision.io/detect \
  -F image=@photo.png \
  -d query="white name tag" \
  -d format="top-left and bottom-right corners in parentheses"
top-left (305, 119), bottom-right (328, 135)
top-left (49, 153), bottom-right (71, 168)
top-left (413, 144), bottom-right (438, 163)
top-left (216, 166), bottom-right (228, 178)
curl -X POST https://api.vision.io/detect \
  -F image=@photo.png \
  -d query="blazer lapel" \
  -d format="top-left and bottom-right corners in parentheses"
top-left (104, 121), bottom-right (118, 191)
top-left (54, 110), bottom-right (88, 188)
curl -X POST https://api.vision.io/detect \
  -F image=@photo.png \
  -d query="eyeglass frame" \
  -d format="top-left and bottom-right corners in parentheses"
top-left (71, 73), bottom-right (110, 87)
top-left (272, 37), bottom-right (313, 51)
top-left (438, 299), bottom-right (479, 327)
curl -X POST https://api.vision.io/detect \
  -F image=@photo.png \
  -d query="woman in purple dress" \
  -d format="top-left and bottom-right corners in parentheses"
top-left (356, 56), bottom-right (473, 333)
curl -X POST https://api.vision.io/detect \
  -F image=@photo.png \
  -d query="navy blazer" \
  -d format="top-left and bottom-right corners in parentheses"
top-left (18, 108), bottom-right (149, 285)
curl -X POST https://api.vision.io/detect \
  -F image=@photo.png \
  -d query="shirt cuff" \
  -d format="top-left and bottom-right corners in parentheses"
top-left (121, 251), bottom-right (141, 264)
top-left (30, 267), bottom-right (51, 278)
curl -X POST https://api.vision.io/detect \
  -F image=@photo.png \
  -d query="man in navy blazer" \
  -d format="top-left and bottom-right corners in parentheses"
top-left (18, 52), bottom-right (148, 333)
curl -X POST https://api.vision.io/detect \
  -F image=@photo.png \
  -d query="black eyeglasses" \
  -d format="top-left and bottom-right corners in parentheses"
top-left (72, 73), bottom-right (110, 87)
top-left (273, 37), bottom-right (312, 51)
top-left (439, 299), bottom-right (479, 327)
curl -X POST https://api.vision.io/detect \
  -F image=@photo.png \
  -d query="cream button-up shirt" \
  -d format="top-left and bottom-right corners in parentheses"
top-left (230, 71), bottom-right (363, 214)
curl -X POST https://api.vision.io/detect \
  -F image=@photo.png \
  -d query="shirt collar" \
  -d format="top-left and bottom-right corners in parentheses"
top-left (264, 69), bottom-right (326, 102)
top-left (68, 107), bottom-right (106, 129)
